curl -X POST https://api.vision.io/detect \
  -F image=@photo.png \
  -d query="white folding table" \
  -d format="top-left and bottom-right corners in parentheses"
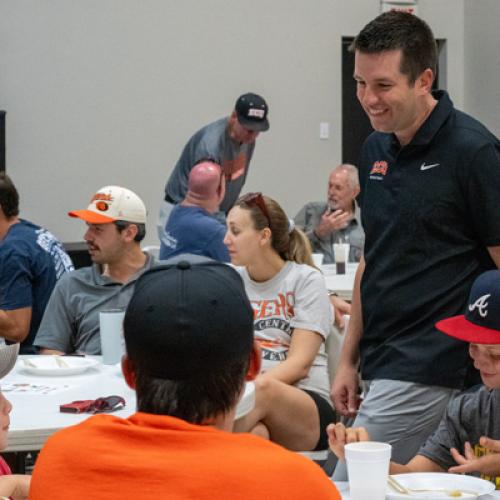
top-left (4, 356), bottom-right (254, 452)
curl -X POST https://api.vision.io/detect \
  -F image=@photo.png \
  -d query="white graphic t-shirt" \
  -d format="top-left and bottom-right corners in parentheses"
top-left (238, 261), bottom-right (333, 401)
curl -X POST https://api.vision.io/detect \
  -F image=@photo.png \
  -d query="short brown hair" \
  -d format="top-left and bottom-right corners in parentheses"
top-left (351, 11), bottom-right (437, 84)
top-left (0, 173), bottom-right (19, 218)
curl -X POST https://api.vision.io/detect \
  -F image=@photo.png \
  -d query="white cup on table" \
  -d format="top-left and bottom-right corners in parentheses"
top-left (345, 441), bottom-right (391, 500)
top-left (312, 253), bottom-right (324, 268)
top-left (99, 309), bottom-right (126, 365)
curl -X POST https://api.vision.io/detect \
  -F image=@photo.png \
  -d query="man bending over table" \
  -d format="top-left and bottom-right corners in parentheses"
top-left (29, 256), bottom-right (340, 499)
top-left (33, 185), bottom-right (155, 355)
top-left (328, 270), bottom-right (500, 488)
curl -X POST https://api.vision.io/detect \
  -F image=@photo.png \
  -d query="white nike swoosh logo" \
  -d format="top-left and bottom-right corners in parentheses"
top-left (420, 163), bottom-right (440, 171)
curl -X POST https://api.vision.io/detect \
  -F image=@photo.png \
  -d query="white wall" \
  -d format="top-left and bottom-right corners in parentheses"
top-left (464, 0), bottom-right (500, 136)
top-left (0, 0), bottom-right (487, 246)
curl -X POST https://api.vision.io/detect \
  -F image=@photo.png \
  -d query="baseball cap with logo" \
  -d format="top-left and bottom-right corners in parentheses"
top-left (235, 93), bottom-right (270, 132)
top-left (436, 270), bottom-right (500, 344)
top-left (68, 186), bottom-right (147, 224)
top-left (123, 255), bottom-right (254, 380)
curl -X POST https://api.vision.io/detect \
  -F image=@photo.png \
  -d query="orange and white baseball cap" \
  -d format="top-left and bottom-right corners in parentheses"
top-left (68, 186), bottom-right (147, 224)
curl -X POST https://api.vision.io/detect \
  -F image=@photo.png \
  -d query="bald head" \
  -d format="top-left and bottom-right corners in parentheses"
top-left (183, 161), bottom-right (225, 212)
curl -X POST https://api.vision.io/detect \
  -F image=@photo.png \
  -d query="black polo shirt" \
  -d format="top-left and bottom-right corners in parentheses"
top-left (358, 90), bottom-right (500, 389)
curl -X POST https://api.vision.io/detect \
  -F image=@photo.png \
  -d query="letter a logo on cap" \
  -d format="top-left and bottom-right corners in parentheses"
top-left (469, 294), bottom-right (491, 318)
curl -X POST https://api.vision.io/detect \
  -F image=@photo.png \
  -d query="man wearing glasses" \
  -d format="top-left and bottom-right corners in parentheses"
top-left (29, 257), bottom-right (340, 500)
top-left (33, 185), bottom-right (156, 355)
top-left (158, 92), bottom-right (270, 242)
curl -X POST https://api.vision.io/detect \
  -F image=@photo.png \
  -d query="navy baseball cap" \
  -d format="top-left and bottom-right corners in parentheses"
top-left (123, 255), bottom-right (254, 380)
top-left (436, 270), bottom-right (500, 344)
top-left (235, 93), bottom-right (270, 132)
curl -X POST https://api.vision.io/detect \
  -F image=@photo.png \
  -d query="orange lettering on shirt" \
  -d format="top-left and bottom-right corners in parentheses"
top-left (251, 293), bottom-right (295, 320)
top-left (222, 154), bottom-right (246, 181)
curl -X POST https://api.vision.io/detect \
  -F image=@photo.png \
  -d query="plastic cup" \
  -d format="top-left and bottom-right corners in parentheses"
top-left (312, 253), bottom-right (324, 267)
top-left (99, 309), bottom-right (126, 365)
top-left (333, 243), bottom-right (349, 274)
top-left (345, 441), bottom-right (392, 500)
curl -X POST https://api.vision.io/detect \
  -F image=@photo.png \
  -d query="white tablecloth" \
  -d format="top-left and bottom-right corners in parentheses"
top-left (333, 481), bottom-right (500, 499)
top-left (4, 356), bottom-right (254, 452)
top-left (322, 263), bottom-right (358, 300)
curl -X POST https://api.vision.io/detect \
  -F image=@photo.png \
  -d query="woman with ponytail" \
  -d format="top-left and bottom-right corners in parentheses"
top-left (224, 192), bottom-right (335, 452)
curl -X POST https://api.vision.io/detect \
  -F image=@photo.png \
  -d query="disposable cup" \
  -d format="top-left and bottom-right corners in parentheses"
top-left (99, 309), bottom-right (126, 365)
top-left (312, 253), bottom-right (324, 267)
top-left (345, 441), bottom-right (391, 500)
top-left (333, 243), bottom-right (350, 274)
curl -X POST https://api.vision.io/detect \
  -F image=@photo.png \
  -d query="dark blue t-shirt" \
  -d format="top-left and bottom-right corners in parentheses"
top-left (159, 205), bottom-right (230, 262)
top-left (0, 220), bottom-right (74, 352)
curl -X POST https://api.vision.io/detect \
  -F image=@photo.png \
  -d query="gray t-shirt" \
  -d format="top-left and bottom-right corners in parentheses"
top-left (294, 201), bottom-right (364, 264)
top-left (34, 254), bottom-right (156, 354)
top-left (164, 117), bottom-right (255, 214)
top-left (238, 261), bottom-right (333, 402)
top-left (418, 385), bottom-right (500, 487)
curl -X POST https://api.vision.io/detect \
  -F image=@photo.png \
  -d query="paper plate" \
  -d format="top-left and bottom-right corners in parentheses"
top-left (387, 473), bottom-right (495, 499)
top-left (20, 356), bottom-right (99, 376)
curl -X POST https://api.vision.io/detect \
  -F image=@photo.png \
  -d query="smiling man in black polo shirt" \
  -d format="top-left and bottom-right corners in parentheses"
top-left (332, 10), bottom-right (500, 477)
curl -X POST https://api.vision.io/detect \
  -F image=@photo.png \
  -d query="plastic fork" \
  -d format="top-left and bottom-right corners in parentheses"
top-left (54, 356), bottom-right (69, 368)
top-left (388, 475), bottom-right (477, 497)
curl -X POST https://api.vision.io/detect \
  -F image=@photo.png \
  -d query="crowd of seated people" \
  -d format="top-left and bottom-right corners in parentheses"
top-left (0, 8), bottom-right (499, 499)
top-left (29, 258), bottom-right (341, 499)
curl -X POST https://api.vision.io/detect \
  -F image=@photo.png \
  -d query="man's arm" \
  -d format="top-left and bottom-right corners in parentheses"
top-left (294, 204), bottom-right (320, 244)
top-left (331, 256), bottom-right (365, 416)
top-left (0, 474), bottom-right (31, 500)
top-left (487, 245), bottom-right (500, 268)
top-left (295, 203), bottom-right (350, 241)
top-left (330, 295), bottom-right (351, 330)
top-left (39, 348), bottom-right (65, 355)
top-left (33, 277), bottom-right (74, 354)
top-left (391, 455), bottom-right (444, 474)
top-left (0, 307), bottom-right (31, 343)
top-left (0, 246), bottom-right (33, 343)
top-left (327, 422), bottom-right (444, 474)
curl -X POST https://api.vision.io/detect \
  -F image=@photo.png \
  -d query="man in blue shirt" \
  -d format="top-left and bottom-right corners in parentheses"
top-left (160, 160), bottom-right (230, 262)
top-left (0, 173), bottom-right (73, 353)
